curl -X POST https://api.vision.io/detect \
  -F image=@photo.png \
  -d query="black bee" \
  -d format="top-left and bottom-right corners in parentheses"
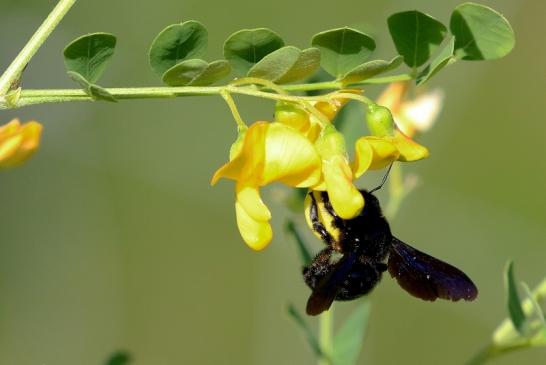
top-left (303, 189), bottom-right (478, 316)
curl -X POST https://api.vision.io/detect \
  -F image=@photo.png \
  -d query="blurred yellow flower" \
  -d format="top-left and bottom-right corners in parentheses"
top-left (212, 121), bottom-right (322, 250)
top-left (377, 82), bottom-right (443, 137)
top-left (0, 119), bottom-right (42, 169)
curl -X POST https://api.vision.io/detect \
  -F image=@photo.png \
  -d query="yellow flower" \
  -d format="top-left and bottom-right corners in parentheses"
top-left (0, 119), bottom-right (43, 169)
top-left (313, 125), bottom-right (363, 219)
top-left (377, 81), bottom-right (443, 138)
top-left (212, 121), bottom-right (322, 250)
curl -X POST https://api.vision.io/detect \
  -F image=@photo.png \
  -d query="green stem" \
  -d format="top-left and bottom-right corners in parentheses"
top-left (318, 308), bottom-right (334, 365)
top-left (0, 0), bottom-right (77, 95)
top-left (1, 73), bottom-right (413, 110)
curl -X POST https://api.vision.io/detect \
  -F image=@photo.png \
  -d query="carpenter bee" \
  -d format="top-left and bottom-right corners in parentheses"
top-left (303, 189), bottom-right (478, 316)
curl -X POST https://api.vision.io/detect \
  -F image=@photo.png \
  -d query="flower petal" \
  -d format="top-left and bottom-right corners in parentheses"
top-left (376, 82), bottom-right (408, 114)
top-left (0, 120), bottom-right (42, 168)
top-left (322, 155), bottom-right (364, 219)
top-left (393, 130), bottom-right (429, 161)
top-left (261, 123), bottom-right (321, 187)
top-left (235, 200), bottom-right (272, 251)
top-left (236, 183), bottom-right (271, 222)
top-left (353, 136), bottom-right (399, 178)
top-left (399, 89), bottom-right (443, 135)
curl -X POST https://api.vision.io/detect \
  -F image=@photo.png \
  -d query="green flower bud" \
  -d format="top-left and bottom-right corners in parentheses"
top-left (366, 104), bottom-right (395, 137)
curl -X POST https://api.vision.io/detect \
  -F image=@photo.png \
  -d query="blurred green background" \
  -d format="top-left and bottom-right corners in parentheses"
top-left (1, 0), bottom-right (544, 364)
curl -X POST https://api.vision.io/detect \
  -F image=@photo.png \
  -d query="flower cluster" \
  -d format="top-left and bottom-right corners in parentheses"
top-left (212, 88), bottom-right (432, 250)
top-left (0, 119), bottom-right (42, 169)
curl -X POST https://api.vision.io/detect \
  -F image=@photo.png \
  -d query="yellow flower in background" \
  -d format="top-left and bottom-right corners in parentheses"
top-left (0, 119), bottom-right (43, 169)
top-left (377, 81), bottom-right (443, 137)
top-left (212, 121), bottom-right (322, 250)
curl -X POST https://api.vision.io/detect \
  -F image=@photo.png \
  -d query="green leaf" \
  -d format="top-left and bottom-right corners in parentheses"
top-left (248, 46), bottom-right (320, 83)
top-left (416, 38), bottom-right (456, 85)
top-left (287, 303), bottom-right (324, 358)
top-left (67, 71), bottom-right (117, 102)
top-left (450, 2), bottom-right (515, 61)
top-left (285, 219), bottom-right (312, 266)
top-left (311, 27), bottom-right (376, 78)
top-left (332, 301), bottom-right (371, 365)
top-left (162, 59), bottom-right (231, 86)
top-left (223, 28), bottom-right (284, 75)
top-left (341, 55), bottom-right (403, 84)
top-left (387, 11), bottom-right (447, 68)
top-left (63, 33), bottom-right (116, 83)
top-left (505, 261), bottom-right (526, 334)
top-left (149, 21), bottom-right (208, 76)
top-left (105, 351), bottom-right (131, 365)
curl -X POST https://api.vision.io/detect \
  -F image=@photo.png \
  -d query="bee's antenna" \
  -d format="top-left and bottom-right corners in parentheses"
top-left (369, 163), bottom-right (394, 194)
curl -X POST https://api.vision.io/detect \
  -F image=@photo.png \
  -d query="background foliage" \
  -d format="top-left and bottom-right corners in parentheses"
top-left (0, 0), bottom-right (544, 364)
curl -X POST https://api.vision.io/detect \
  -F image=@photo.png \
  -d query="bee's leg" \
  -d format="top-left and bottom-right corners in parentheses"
top-left (369, 162), bottom-right (394, 194)
top-left (303, 246), bottom-right (334, 289)
top-left (309, 192), bottom-right (335, 246)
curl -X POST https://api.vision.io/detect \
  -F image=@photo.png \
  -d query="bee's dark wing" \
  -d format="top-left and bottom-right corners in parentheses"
top-left (306, 252), bottom-right (357, 316)
top-left (388, 237), bottom-right (478, 301)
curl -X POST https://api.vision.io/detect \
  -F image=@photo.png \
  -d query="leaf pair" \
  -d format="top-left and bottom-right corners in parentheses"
top-left (149, 21), bottom-right (231, 86)
top-left (224, 28), bottom-right (321, 83)
top-left (388, 3), bottom-right (515, 85)
top-left (312, 28), bottom-right (403, 84)
top-left (63, 33), bottom-right (117, 101)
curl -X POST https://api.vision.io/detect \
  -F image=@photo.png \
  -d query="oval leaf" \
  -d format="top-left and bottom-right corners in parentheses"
top-left (67, 71), bottom-right (117, 102)
top-left (341, 55), bottom-right (403, 84)
top-left (64, 33), bottom-right (116, 83)
top-left (248, 46), bottom-right (301, 80)
top-left (505, 261), bottom-right (526, 334)
top-left (162, 59), bottom-right (231, 86)
top-left (276, 48), bottom-right (321, 84)
top-left (332, 301), bottom-right (371, 365)
top-left (417, 38), bottom-right (456, 85)
top-left (149, 21), bottom-right (208, 76)
top-left (312, 27), bottom-right (376, 78)
top-left (223, 28), bottom-right (284, 75)
top-left (450, 3), bottom-right (515, 61)
top-left (388, 11), bottom-right (447, 68)
top-left (247, 46), bottom-right (320, 83)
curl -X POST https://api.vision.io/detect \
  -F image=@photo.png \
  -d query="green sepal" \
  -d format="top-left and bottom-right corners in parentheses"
top-left (248, 46), bottom-right (320, 83)
top-left (223, 28), bottom-right (284, 75)
top-left (149, 21), bottom-right (208, 76)
top-left (387, 11), bottom-right (447, 68)
top-left (162, 59), bottom-right (231, 86)
top-left (366, 104), bottom-right (394, 137)
top-left (63, 33), bottom-right (116, 83)
top-left (341, 55), bottom-right (403, 84)
top-left (311, 27), bottom-right (376, 78)
top-left (450, 2), bottom-right (515, 61)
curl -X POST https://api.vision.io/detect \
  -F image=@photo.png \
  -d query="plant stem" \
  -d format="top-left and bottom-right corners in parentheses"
top-left (0, 0), bottom-right (77, 95)
top-left (318, 308), bottom-right (334, 365)
top-left (1, 74), bottom-right (413, 110)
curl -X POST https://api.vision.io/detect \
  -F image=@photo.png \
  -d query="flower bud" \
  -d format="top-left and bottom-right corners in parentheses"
top-left (366, 104), bottom-right (394, 137)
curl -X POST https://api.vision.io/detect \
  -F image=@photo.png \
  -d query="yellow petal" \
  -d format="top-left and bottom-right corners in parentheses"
top-left (353, 136), bottom-right (399, 178)
top-left (399, 89), bottom-right (443, 135)
top-left (210, 122), bottom-right (267, 186)
top-left (393, 130), bottom-right (430, 161)
top-left (261, 122), bottom-right (321, 187)
top-left (235, 200), bottom-right (272, 251)
top-left (322, 155), bottom-right (364, 219)
top-left (236, 183), bottom-right (271, 222)
top-left (376, 82), bottom-right (408, 114)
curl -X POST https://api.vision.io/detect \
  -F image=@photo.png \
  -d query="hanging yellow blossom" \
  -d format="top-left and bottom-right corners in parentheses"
top-left (0, 119), bottom-right (43, 169)
top-left (352, 104), bottom-right (429, 178)
top-left (211, 121), bottom-right (322, 250)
